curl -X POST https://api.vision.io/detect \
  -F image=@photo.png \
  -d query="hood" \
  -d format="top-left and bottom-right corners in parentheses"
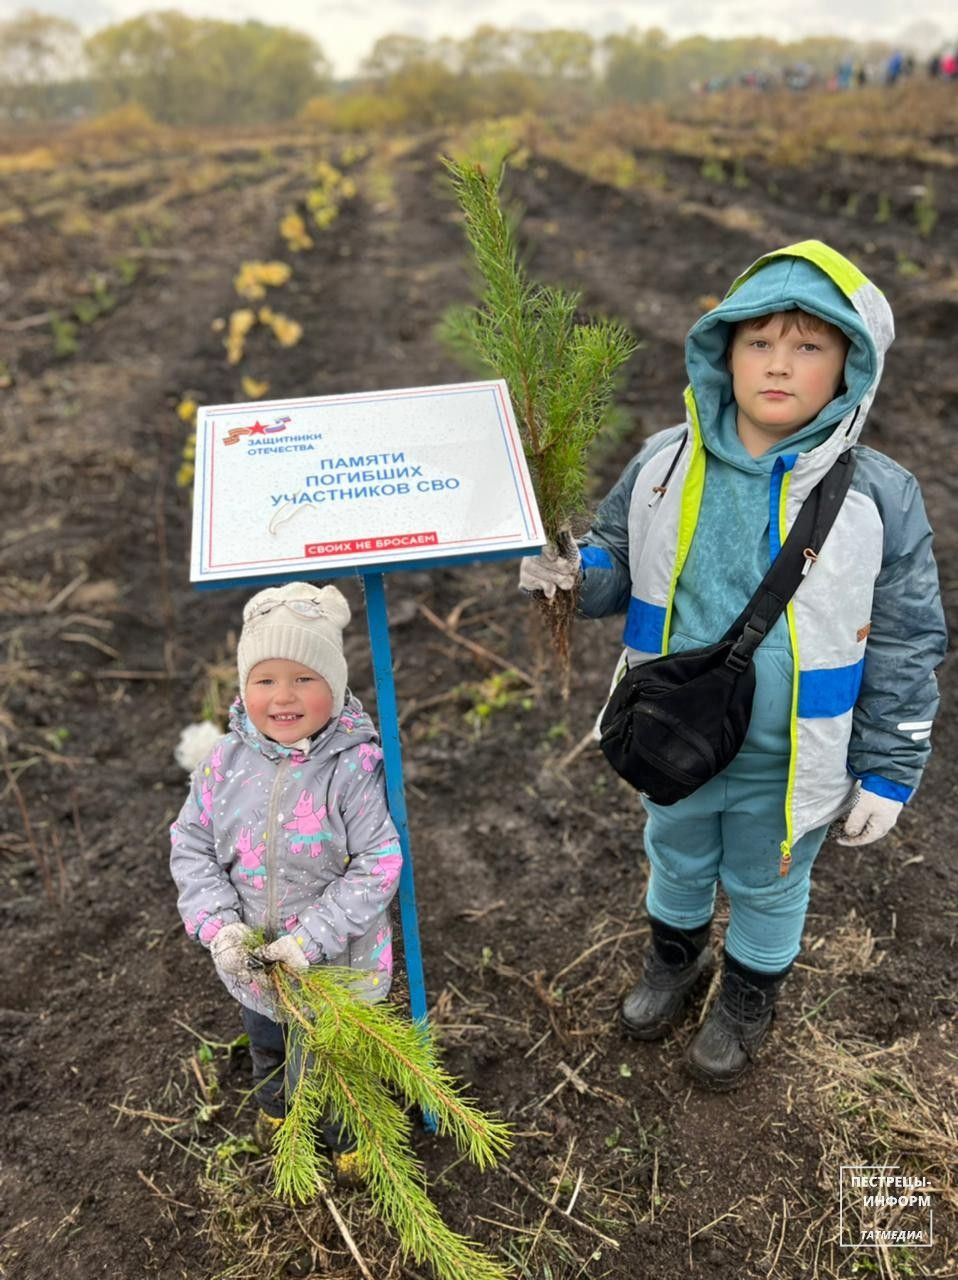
top-left (228, 690), bottom-right (377, 762)
top-left (684, 240), bottom-right (894, 467)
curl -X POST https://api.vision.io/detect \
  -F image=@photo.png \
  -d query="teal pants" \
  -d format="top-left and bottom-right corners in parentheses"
top-left (642, 755), bottom-right (829, 973)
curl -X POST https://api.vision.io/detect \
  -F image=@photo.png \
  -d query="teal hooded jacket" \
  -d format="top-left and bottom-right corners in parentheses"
top-left (578, 241), bottom-right (946, 858)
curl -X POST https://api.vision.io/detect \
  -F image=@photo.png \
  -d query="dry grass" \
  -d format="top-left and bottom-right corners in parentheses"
top-left (747, 913), bottom-right (958, 1278)
top-left (125, 893), bottom-right (958, 1280)
top-left (795, 1025), bottom-right (957, 1206)
top-left (601, 82), bottom-right (958, 170)
top-left (802, 909), bottom-right (887, 978)
top-left (469, 82), bottom-right (958, 201)
top-left (197, 654), bottom-right (239, 725)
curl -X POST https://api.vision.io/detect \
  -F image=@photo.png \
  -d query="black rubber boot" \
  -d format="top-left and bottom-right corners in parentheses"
top-left (685, 951), bottom-right (791, 1091)
top-left (620, 917), bottom-right (713, 1040)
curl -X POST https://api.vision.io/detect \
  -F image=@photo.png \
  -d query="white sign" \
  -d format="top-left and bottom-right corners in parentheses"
top-left (190, 380), bottom-right (545, 583)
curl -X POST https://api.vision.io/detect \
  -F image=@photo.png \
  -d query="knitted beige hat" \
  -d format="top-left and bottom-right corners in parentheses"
top-left (237, 582), bottom-right (351, 716)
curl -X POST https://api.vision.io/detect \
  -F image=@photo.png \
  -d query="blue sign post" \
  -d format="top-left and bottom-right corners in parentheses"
top-left (363, 572), bottom-right (427, 1029)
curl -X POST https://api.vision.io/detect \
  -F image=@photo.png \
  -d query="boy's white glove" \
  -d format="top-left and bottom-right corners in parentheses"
top-left (255, 935), bottom-right (311, 971)
top-left (209, 922), bottom-right (256, 981)
top-left (836, 790), bottom-right (903, 847)
top-left (518, 541), bottom-right (582, 600)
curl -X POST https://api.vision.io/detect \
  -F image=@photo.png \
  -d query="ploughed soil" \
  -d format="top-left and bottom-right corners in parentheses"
top-left (1, 124), bottom-right (956, 1280)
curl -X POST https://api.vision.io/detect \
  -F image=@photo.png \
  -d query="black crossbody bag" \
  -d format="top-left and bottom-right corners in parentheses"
top-left (599, 448), bottom-right (856, 805)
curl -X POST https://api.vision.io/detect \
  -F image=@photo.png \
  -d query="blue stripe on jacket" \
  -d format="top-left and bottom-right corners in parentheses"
top-left (857, 773), bottom-right (913, 804)
top-left (624, 597), bottom-right (667, 653)
top-left (797, 660), bottom-right (865, 718)
top-left (581, 545), bottom-right (613, 570)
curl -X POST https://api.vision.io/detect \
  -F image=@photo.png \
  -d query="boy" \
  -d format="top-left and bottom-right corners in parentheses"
top-left (171, 582), bottom-right (401, 1167)
top-left (521, 241), bottom-right (946, 1088)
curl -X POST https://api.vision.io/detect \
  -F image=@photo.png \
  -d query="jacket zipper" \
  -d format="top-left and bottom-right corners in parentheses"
top-left (660, 395), bottom-right (705, 653)
top-left (265, 759), bottom-right (288, 937)
top-left (778, 470), bottom-right (799, 877)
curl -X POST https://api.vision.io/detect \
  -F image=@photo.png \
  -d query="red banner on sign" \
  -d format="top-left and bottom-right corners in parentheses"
top-left (305, 532), bottom-right (439, 557)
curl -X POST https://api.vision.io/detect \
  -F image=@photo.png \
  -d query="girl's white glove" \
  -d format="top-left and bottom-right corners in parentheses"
top-left (518, 541), bottom-right (582, 600)
top-left (209, 922), bottom-right (256, 981)
top-left (256, 935), bottom-right (311, 971)
top-left (837, 790), bottom-right (903, 847)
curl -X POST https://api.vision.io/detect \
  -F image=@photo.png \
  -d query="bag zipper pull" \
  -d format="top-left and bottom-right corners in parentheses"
top-left (779, 840), bottom-right (792, 877)
top-left (801, 548), bottom-right (818, 577)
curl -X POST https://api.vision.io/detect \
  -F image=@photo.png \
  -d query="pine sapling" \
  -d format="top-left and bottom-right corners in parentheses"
top-left (441, 156), bottom-right (637, 690)
top-left (267, 963), bottom-right (514, 1280)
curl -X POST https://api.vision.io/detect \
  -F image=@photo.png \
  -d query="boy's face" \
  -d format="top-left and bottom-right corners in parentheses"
top-left (728, 314), bottom-right (848, 452)
top-left (245, 658), bottom-right (333, 744)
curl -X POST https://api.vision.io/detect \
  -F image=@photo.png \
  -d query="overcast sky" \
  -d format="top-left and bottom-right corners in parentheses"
top-left (4, 0), bottom-right (953, 76)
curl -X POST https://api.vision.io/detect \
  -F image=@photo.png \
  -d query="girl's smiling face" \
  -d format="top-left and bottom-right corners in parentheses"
top-left (244, 659), bottom-right (333, 743)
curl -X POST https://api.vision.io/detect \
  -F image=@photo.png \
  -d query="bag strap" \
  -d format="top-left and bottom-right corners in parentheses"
top-left (723, 448), bottom-right (856, 671)
top-left (648, 430), bottom-right (689, 507)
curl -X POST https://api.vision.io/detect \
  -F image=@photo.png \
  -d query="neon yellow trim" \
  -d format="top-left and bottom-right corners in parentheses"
top-left (726, 239), bottom-right (870, 302)
top-left (661, 389), bottom-right (706, 652)
top-left (780, 470), bottom-right (799, 871)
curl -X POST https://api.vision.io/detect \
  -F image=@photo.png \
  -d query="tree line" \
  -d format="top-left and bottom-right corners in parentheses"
top-left (0, 10), bottom-right (331, 125)
top-left (0, 9), bottom-right (904, 127)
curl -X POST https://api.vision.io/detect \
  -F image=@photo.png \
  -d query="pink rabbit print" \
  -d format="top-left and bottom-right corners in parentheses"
top-left (185, 909), bottom-right (220, 945)
top-left (284, 789), bottom-right (332, 855)
top-left (357, 742), bottom-right (382, 773)
top-left (373, 846), bottom-right (402, 891)
top-left (372, 926), bottom-right (393, 974)
top-left (235, 827), bottom-right (266, 889)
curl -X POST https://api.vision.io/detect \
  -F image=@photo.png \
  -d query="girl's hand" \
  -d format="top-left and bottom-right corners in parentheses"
top-left (255, 934), bottom-right (311, 971)
top-left (209, 921), bottom-right (256, 981)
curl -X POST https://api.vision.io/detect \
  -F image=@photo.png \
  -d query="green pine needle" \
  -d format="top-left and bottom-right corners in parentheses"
top-left (269, 965), bottom-right (514, 1280)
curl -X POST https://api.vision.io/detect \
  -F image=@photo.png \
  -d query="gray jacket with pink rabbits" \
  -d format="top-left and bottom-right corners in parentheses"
top-left (170, 693), bottom-right (401, 1018)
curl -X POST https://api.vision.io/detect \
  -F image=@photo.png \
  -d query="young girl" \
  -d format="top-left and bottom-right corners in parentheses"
top-left (170, 582), bottom-right (402, 1169)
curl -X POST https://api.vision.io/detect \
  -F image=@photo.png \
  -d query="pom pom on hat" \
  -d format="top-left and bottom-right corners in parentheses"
top-left (237, 582), bottom-right (351, 716)
top-left (174, 720), bottom-right (223, 772)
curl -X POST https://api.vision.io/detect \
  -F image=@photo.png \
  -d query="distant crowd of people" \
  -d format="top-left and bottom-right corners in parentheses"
top-left (928, 48), bottom-right (958, 79)
top-left (833, 46), bottom-right (958, 89)
top-left (877, 47), bottom-right (958, 85)
top-left (696, 46), bottom-right (958, 95)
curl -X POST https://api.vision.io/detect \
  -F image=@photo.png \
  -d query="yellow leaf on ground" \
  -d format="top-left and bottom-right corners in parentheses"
top-left (268, 314), bottom-right (303, 348)
top-left (234, 260), bottom-right (292, 301)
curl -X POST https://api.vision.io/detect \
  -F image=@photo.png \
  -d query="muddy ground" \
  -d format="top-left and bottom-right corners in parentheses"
top-left (1, 125), bottom-right (956, 1280)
